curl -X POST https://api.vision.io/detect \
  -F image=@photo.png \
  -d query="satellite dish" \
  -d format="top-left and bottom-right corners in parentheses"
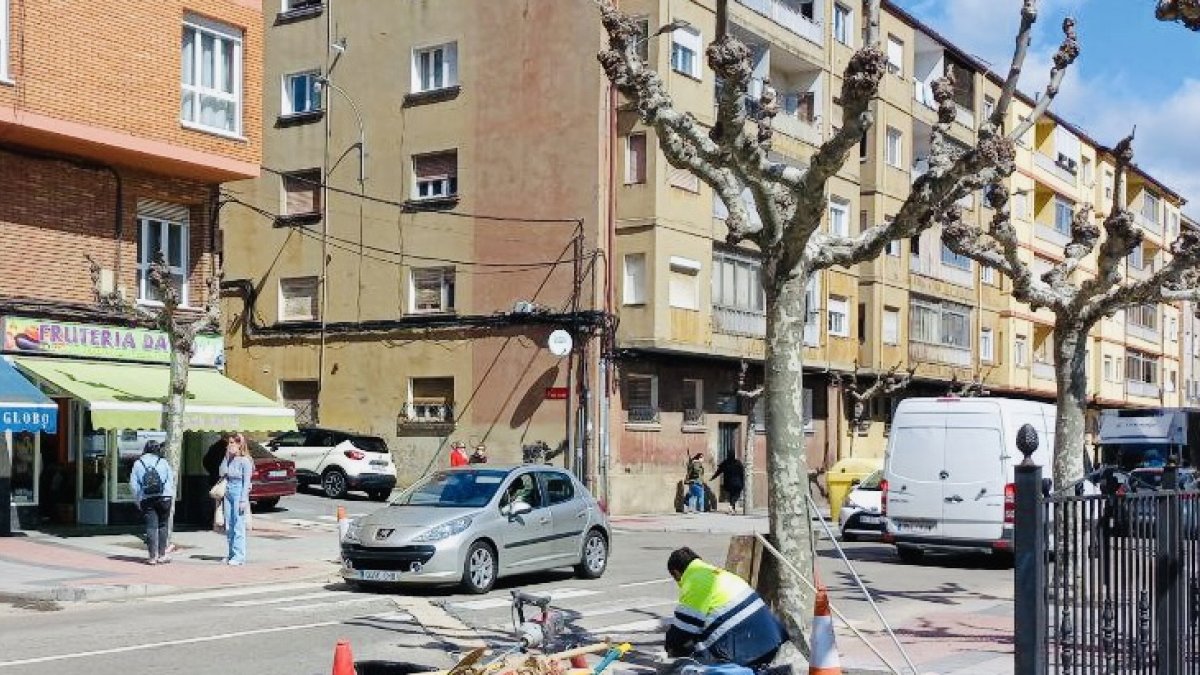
top-left (547, 330), bottom-right (573, 357)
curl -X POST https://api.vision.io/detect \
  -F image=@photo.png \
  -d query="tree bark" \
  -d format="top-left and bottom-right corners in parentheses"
top-left (1052, 326), bottom-right (1088, 488)
top-left (164, 332), bottom-right (192, 538)
top-left (763, 269), bottom-right (815, 648)
top-left (743, 405), bottom-right (755, 514)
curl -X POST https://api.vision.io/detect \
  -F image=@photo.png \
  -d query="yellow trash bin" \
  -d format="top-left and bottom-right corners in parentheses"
top-left (826, 457), bottom-right (884, 523)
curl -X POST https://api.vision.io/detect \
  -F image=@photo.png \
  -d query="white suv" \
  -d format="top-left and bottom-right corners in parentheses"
top-left (267, 428), bottom-right (397, 500)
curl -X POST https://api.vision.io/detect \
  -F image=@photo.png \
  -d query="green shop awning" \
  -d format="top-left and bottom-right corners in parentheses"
top-left (13, 357), bottom-right (297, 433)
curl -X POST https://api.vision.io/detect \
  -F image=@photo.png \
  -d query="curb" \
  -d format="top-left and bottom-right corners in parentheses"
top-left (4, 568), bottom-right (344, 605)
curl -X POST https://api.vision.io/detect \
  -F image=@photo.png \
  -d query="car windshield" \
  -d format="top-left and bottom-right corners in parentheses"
top-left (351, 436), bottom-right (389, 453)
top-left (856, 470), bottom-right (883, 490)
top-left (395, 469), bottom-right (507, 507)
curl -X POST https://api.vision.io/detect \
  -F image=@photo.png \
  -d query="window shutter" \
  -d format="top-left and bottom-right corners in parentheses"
top-left (414, 152), bottom-right (457, 179)
top-left (627, 134), bottom-right (647, 184)
top-left (280, 276), bottom-right (319, 321)
top-left (283, 171), bottom-right (320, 215)
top-left (667, 167), bottom-right (700, 193)
top-left (886, 37), bottom-right (903, 71)
top-left (137, 200), bottom-right (190, 224)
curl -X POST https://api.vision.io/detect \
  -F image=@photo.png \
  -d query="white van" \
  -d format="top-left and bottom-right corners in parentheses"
top-left (882, 397), bottom-right (1055, 562)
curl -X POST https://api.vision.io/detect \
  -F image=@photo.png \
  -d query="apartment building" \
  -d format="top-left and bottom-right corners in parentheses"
top-left (1182, 217), bottom-right (1200, 410)
top-left (1, 0), bottom-right (275, 530)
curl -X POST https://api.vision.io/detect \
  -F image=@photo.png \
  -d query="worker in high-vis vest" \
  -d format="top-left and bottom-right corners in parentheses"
top-left (664, 547), bottom-right (789, 669)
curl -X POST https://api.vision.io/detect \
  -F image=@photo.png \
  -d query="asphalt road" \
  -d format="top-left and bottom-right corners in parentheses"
top-left (0, 490), bottom-right (1014, 674)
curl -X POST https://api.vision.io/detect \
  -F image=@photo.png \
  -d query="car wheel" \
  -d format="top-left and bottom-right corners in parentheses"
top-left (461, 541), bottom-right (498, 594)
top-left (368, 490), bottom-right (391, 502)
top-left (322, 469), bottom-right (349, 499)
top-left (255, 497), bottom-right (280, 511)
top-left (897, 545), bottom-right (924, 565)
top-left (841, 531), bottom-right (857, 543)
top-left (574, 530), bottom-right (609, 579)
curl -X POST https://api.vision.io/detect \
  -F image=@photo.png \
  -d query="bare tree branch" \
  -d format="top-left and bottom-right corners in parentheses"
top-left (1008, 17), bottom-right (1080, 141)
top-left (993, 1), bottom-right (1038, 129)
top-left (1157, 0), bottom-right (1200, 30)
top-left (1080, 132), bottom-right (1141, 299)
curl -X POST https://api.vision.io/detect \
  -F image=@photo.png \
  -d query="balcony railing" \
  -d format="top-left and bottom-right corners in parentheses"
top-left (714, 305), bottom-right (767, 337)
top-left (1126, 380), bottom-right (1162, 399)
top-left (913, 79), bottom-right (935, 108)
top-left (1035, 224), bottom-right (1071, 247)
top-left (1127, 263), bottom-right (1153, 281)
top-left (773, 112), bottom-right (822, 145)
top-left (402, 402), bottom-right (454, 423)
top-left (1135, 212), bottom-right (1163, 237)
top-left (1032, 361), bottom-right (1056, 381)
top-left (954, 104), bottom-right (975, 128)
top-left (627, 407), bottom-right (661, 425)
top-left (1127, 321), bottom-right (1160, 343)
top-left (1034, 152), bottom-right (1078, 186)
top-left (736, 0), bottom-right (822, 45)
top-left (909, 341), bottom-right (972, 367)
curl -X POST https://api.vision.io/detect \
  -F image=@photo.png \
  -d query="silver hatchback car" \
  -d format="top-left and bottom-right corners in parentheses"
top-left (340, 465), bottom-right (611, 593)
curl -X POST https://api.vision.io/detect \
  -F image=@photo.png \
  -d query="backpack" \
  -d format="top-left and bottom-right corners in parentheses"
top-left (140, 457), bottom-right (165, 498)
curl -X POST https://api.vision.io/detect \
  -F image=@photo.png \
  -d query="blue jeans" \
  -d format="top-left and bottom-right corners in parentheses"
top-left (688, 482), bottom-right (705, 512)
top-left (224, 489), bottom-right (247, 563)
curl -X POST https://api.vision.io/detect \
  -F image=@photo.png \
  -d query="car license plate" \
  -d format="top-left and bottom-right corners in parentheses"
top-left (357, 569), bottom-right (403, 582)
top-left (894, 518), bottom-right (935, 533)
top-left (268, 470), bottom-right (288, 478)
top-left (858, 515), bottom-right (881, 525)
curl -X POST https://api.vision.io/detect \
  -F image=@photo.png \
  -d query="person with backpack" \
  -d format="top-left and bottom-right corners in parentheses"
top-left (129, 440), bottom-right (175, 565)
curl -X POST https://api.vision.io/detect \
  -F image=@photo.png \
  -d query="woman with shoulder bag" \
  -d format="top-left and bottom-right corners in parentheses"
top-left (218, 433), bottom-right (254, 566)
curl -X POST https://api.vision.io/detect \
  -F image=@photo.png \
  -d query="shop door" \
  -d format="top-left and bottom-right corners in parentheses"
top-left (75, 402), bottom-right (107, 525)
top-left (718, 422), bottom-right (740, 462)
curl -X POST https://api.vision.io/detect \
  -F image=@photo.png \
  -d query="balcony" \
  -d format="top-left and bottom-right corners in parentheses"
top-left (714, 306), bottom-right (767, 337)
top-left (1127, 321), bottom-right (1160, 343)
top-left (1127, 263), bottom-right (1153, 282)
top-left (954, 104), bottom-right (974, 129)
top-left (1126, 380), bottom-right (1162, 399)
top-left (1135, 212), bottom-right (1163, 237)
top-left (773, 112), bottom-right (822, 145)
top-left (913, 79), bottom-right (935, 109)
top-left (1035, 224), bottom-right (1071, 247)
top-left (909, 341), bottom-right (972, 367)
top-left (1034, 152), bottom-right (1078, 187)
top-left (1032, 360), bottom-right (1057, 382)
top-left (736, 0), bottom-right (822, 45)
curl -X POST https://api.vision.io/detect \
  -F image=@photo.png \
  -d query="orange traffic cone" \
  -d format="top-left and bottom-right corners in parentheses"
top-left (809, 585), bottom-right (841, 675)
top-left (332, 639), bottom-right (355, 675)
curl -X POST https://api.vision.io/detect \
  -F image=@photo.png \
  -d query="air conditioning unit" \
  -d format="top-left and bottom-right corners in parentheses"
top-left (512, 300), bottom-right (538, 314)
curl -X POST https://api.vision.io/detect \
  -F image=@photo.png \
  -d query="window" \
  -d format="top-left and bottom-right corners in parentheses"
top-left (279, 276), bottom-right (319, 322)
top-left (828, 296), bottom-right (849, 337)
top-left (137, 202), bottom-right (189, 305)
top-left (859, 131), bottom-right (868, 161)
top-left (980, 327), bottom-right (994, 362)
top-left (882, 308), bottom-right (900, 345)
top-left (1126, 350), bottom-right (1158, 385)
top-left (283, 0), bottom-right (323, 11)
top-left (541, 472), bottom-right (575, 505)
top-left (1081, 156), bottom-right (1093, 185)
top-left (1168, 369), bottom-right (1178, 393)
top-left (626, 133), bottom-right (648, 184)
top-left (886, 36), bottom-right (903, 75)
top-left (1169, 212), bottom-right (1181, 239)
top-left (712, 250), bottom-right (764, 313)
top-left (941, 242), bottom-right (971, 270)
top-left (413, 151), bottom-right (458, 200)
top-left (803, 276), bottom-right (821, 346)
top-left (1014, 335), bottom-right (1028, 367)
top-left (626, 374), bottom-right (659, 423)
top-left (1142, 192), bottom-right (1161, 225)
top-left (1013, 192), bottom-right (1030, 220)
top-left (410, 267), bottom-right (455, 313)
top-left (409, 377), bottom-right (455, 422)
top-left (623, 253), bottom-right (647, 305)
top-left (0, 0), bottom-right (8, 81)
top-left (681, 378), bottom-right (703, 416)
top-left (282, 71), bottom-right (321, 116)
top-left (634, 18), bottom-right (650, 62)
top-left (1104, 171), bottom-right (1115, 201)
top-left (282, 169), bottom-right (321, 216)
top-left (885, 239), bottom-right (901, 257)
top-left (412, 42), bottom-right (458, 93)
top-left (910, 234), bottom-right (921, 258)
top-left (833, 3), bottom-right (853, 46)
top-left (983, 96), bottom-right (995, 122)
top-left (671, 26), bottom-right (702, 78)
top-left (1054, 197), bottom-right (1074, 234)
top-left (1169, 315), bottom-right (1179, 341)
top-left (668, 256), bottom-right (701, 310)
top-left (1129, 303), bottom-right (1157, 331)
top-left (1129, 243), bottom-right (1145, 270)
top-left (181, 16), bottom-right (243, 136)
top-left (885, 127), bottom-right (902, 168)
top-left (280, 380), bottom-right (319, 427)
top-left (1103, 355), bottom-right (1114, 382)
top-left (668, 167), bottom-right (700, 193)
top-left (909, 297), bottom-right (972, 350)
top-left (828, 199), bottom-right (850, 236)
top-left (982, 265), bottom-right (996, 285)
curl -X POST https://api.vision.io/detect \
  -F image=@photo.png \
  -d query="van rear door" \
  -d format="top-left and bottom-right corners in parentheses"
top-left (941, 412), bottom-right (1006, 542)
top-left (885, 411), bottom-right (945, 538)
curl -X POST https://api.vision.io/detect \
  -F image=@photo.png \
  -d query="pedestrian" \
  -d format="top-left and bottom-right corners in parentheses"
top-left (685, 453), bottom-right (706, 513)
top-left (218, 433), bottom-right (254, 566)
top-left (663, 546), bottom-right (787, 668)
top-left (710, 454), bottom-right (745, 514)
top-left (449, 441), bottom-right (469, 467)
top-left (469, 443), bottom-right (488, 464)
top-left (130, 440), bottom-right (175, 565)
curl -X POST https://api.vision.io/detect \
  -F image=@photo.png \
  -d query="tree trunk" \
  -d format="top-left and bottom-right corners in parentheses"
top-left (743, 402), bottom-right (755, 514)
top-left (762, 269), bottom-right (815, 648)
top-left (164, 334), bottom-right (191, 538)
top-left (1052, 327), bottom-right (1088, 488)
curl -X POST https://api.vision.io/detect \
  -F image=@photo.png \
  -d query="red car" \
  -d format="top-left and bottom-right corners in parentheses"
top-left (249, 441), bottom-right (297, 510)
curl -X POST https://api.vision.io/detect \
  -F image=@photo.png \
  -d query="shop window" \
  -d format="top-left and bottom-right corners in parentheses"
top-left (5, 432), bottom-right (38, 505)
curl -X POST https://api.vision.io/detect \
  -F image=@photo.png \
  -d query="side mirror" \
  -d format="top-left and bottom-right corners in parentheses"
top-left (509, 501), bottom-right (533, 517)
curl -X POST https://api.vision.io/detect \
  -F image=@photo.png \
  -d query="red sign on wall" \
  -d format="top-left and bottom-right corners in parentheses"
top-left (545, 387), bottom-right (569, 400)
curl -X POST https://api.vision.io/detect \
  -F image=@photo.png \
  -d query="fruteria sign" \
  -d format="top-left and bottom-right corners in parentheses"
top-left (2, 316), bottom-right (223, 367)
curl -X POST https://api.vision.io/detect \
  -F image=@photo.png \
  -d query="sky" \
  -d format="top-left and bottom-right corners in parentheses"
top-left (891, 0), bottom-right (1200, 219)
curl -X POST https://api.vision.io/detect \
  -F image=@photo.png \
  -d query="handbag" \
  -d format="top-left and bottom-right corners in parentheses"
top-left (213, 500), bottom-right (226, 533)
top-left (209, 478), bottom-right (228, 500)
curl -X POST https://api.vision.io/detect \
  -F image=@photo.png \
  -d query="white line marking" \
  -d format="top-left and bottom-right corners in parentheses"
top-left (150, 582), bottom-right (328, 604)
top-left (585, 618), bottom-right (663, 634)
top-left (0, 621), bottom-right (341, 668)
top-left (617, 579), bottom-right (672, 588)
top-left (451, 588), bottom-right (600, 611)
top-left (576, 600), bottom-right (675, 618)
top-left (278, 596), bottom-right (395, 613)
top-left (223, 590), bottom-right (350, 607)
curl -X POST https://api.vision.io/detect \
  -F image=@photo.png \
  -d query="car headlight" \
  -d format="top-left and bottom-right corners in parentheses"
top-left (344, 521), bottom-right (362, 544)
top-left (412, 515), bottom-right (474, 542)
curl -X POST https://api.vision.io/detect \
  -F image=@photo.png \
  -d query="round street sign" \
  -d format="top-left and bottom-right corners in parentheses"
top-left (547, 330), bottom-right (573, 357)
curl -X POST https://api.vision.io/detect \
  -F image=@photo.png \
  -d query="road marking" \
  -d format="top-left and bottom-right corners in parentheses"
top-left (223, 590), bottom-right (351, 607)
top-left (451, 588), bottom-right (601, 611)
top-left (617, 579), bottom-right (672, 588)
top-left (576, 600), bottom-right (675, 618)
top-left (149, 582), bottom-right (329, 604)
top-left (584, 618), bottom-right (663, 634)
top-left (278, 596), bottom-right (397, 613)
top-left (0, 621), bottom-right (341, 668)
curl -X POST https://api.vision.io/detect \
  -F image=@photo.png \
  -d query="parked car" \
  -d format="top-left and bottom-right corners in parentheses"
top-left (267, 428), bottom-right (397, 500)
top-left (248, 441), bottom-right (297, 510)
top-left (340, 465), bottom-right (610, 594)
top-left (839, 470), bottom-right (885, 541)
top-left (1111, 467), bottom-right (1200, 538)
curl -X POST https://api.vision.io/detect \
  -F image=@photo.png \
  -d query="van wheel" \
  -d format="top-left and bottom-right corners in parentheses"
top-left (897, 545), bottom-right (924, 564)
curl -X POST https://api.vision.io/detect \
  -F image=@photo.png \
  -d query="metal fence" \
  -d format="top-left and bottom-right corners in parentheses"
top-left (1016, 458), bottom-right (1200, 673)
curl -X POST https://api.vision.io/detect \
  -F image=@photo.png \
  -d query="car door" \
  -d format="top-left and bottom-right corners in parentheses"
top-left (496, 471), bottom-right (555, 571)
top-left (300, 429), bottom-right (339, 473)
top-left (941, 412), bottom-right (1006, 542)
top-left (539, 470), bottom-right (589, 563)
top-left (885, 409), bottom-right (945, 538)
top-left (268, 431), bottom-right (306, 466)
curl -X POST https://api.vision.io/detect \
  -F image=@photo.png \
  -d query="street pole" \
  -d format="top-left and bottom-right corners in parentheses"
top-left (1013, 423), bottom-right (1046, 674)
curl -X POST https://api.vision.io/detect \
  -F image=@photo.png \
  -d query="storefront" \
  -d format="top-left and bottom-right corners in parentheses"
top-left (0, 358), bottom-right (59, 535)
top-left (2, 316), bottom-right (296, 528)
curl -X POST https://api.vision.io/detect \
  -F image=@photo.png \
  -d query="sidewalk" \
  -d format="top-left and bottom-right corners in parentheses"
top-left (0, 519), bottom-right (341, 603)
